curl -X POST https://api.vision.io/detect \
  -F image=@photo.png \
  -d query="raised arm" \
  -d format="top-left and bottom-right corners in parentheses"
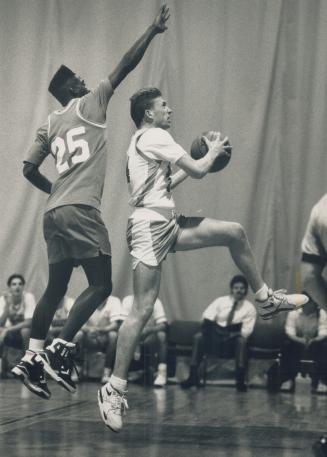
top-left (109, 5), bottom-right (170, 90)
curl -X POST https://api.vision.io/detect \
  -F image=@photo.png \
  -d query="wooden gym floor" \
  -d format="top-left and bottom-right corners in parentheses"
top-left (0, 378), bottom-right (325, 457)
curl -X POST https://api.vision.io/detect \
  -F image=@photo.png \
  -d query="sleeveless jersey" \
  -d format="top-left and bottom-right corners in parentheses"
top-left (126, 128), bottom-right (186, 216)
top-left (25, 79), bottom-right (113, 213)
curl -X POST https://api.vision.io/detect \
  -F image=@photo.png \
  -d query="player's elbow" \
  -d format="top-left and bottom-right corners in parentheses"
top-left (189, 168), bottom-right (206, 179)
top-left (23, 162), bottom-right (37, 180)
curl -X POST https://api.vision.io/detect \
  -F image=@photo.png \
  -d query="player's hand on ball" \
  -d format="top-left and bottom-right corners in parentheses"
top-left (203, 132), bottom-right (230, 158)
top-left (153, 4), bottom-right (170, 33)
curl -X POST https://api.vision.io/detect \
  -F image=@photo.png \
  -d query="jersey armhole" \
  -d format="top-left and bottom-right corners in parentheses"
top-left (76, 99), bottom-right (107, 129)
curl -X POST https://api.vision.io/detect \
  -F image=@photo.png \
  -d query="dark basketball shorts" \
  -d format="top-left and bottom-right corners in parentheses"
top-left (126, 212), bottom-right (189, 269)
top-left (43, 205), bottom-right (111, 265)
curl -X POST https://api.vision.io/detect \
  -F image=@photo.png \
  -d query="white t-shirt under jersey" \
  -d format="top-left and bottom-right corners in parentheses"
top-left (126, 127), bottom-right (187, 220)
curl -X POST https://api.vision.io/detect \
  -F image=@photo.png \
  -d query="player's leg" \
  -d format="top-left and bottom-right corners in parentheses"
top-left (11, 260), bottom-right (73, 399)
top-left (61, 255), bottom-right (112, 340)
top-left (101, 331), bottom-right (118, 384)
top-left (41, 255), bottom-right (112, 393)
top-left (301, 261), bottom-right (327, 312)
top-left (98, 262), bottom-right (161, 432)
top-left (175, 217), bottom-right (308, 318)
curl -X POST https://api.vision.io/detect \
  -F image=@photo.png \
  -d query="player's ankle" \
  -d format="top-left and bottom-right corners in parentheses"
top-left (29, 338), bottom-right (45, 352)
top-left (110, 374), bottom-right (128, 393)
top-left (255, 284), bottom-right (269, 301)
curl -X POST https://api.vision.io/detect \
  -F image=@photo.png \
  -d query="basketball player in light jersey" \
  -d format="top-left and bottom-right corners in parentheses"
top-left (12, 6), bottom-right (170, 400)
top-left (98, 87), bottom-right (308, 432)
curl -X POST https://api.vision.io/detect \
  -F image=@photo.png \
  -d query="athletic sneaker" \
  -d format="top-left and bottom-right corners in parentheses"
top-left (153, 373), bottom-right (167, 387)
top-left (256, 289), bottom-right (309, 320)
top-left (98, 383), bottom-right (128, 432)
top-left (11, 351), bottom-right (51, 400)
top-left (39, 338), bottom-right (77, 393)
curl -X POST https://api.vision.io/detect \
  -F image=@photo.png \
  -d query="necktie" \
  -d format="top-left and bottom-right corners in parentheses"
top-left (226, 301), bottom-right (238, 327)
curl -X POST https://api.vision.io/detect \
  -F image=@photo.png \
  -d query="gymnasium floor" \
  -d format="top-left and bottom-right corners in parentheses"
top-left (0, 378), bottom-right (325, 457)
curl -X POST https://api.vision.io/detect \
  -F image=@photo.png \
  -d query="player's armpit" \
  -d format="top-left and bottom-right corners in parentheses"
top-left (23, 162), bottom-right (52, 194)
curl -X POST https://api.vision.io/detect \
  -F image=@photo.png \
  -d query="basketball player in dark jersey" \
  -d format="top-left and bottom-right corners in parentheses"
top-left (12, 5), bottom-right (170, 399)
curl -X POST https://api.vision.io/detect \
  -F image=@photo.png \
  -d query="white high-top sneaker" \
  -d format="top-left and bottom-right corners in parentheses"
top-left (98, 383), bottom-right (128, 432)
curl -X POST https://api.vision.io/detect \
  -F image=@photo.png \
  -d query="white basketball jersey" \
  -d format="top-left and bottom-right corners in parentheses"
top-left (126, 127), bottom-right (186, 217)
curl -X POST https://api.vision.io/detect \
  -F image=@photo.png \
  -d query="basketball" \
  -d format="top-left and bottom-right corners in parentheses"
top-left (190, 131), bottom-right (232, 173)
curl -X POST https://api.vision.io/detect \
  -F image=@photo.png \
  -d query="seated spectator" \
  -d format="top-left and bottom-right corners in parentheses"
top-left (122, 295), bottom-right (168, 387)
top-left (279, 293), bottom-right (327, 393)
top-left (82, 295), bottom-right (123, 384)
top-left (0, 274), bottom-right (36, 374)
top-left (181, 275), bottom-right (256, 392)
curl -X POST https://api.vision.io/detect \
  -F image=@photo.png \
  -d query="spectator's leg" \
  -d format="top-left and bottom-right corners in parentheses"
top-left (308, 340), bottom-right (327, 390)
top-left (280, 339), bottom-right (303, 384)
top-left (20, 328), bottom-right (31, 351)
top-left (142, 333), bottom-right (157, 385)
top-left (234, 336), bottom-right (248, 392)
top-left (153, 330), bottom-right (168, 387)
top-left (181, 332), bottom-right (205, 388)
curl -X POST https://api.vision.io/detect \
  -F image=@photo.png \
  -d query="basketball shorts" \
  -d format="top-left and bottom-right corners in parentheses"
top-left (126, 212), bottom-right (187, 269)
top-left (43, 205), bottom-right (111, 265)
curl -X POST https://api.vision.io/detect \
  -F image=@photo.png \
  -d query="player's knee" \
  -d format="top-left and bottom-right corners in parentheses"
top-left (228, 222), bottom-right (246, 244)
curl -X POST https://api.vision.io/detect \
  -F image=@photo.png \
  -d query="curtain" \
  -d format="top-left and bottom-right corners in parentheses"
top-left (1, 0), bottom-right (326, 321)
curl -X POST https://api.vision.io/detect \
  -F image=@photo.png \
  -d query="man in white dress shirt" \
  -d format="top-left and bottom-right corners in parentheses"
top-left (181, 275), bottom-right (256, 391)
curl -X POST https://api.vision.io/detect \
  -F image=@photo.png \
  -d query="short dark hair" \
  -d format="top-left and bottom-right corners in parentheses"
top-left (230, 275), bottom-right (248, 293)
top-left (130, 87), bottom-right (162, 127)
top-left (7, 274), bottom-right (25, 287)
top-left (48, 65), bottom-right (75, 103)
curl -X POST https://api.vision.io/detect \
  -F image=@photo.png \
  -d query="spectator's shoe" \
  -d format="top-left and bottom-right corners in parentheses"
top-left (39, 338), bottom-right (77, 393)
top-left (281, 379), bottom-right (296, 393)
top-left (236, 381), bottom-right (248, 392)
top-left (98, 383), bottom-right (128, 432)
top-left (313, 436), bottom-right (327, 457)
top-left (154, 373), bottom-right (167, 388)
top-left (180, 371), bottom-right (201, 389)
top-left (313, 383), bottom-right (327, 394)
top-left (257, 289), bottom-right (309, 320)
top-left (11, 351), bottom-right (51, 400)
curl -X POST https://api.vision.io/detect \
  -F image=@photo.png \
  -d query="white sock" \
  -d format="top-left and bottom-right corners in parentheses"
top-left (255, 284), bottom-right (269, 302)
top-left (110, 374), bottom-right (127, 393)
top-left (22, 349), bottom-right (38, 363)
top-left (158, 363), bottom-right (167, 375)
top-left (29, 338), bottom-right (44, 352)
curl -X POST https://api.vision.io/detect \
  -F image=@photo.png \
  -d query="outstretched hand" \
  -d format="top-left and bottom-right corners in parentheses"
top-left (153, 4), bottom-right (170, 33)
top-left (203, 131), bottom-right (230, 158)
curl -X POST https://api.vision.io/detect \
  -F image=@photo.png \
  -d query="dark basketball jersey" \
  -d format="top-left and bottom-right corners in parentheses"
top-left (25, 79), bottom-right (114, 212)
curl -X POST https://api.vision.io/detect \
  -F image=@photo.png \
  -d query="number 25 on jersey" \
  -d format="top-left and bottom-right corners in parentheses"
top-left (51, 126), bottom-right (90, 174)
